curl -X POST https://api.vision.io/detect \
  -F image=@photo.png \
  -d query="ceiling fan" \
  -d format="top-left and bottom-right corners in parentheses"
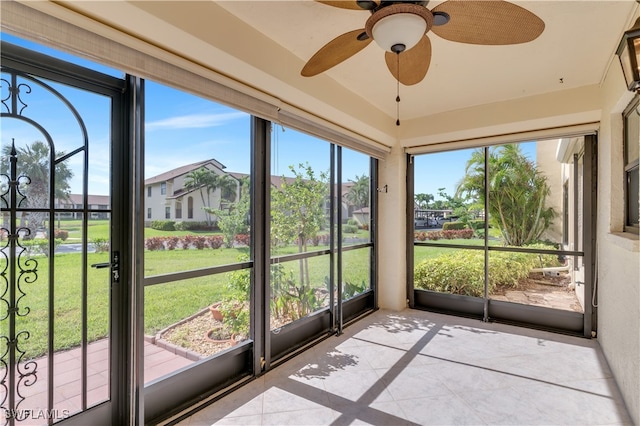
top-left (301, 1), bottom-right (545, 86)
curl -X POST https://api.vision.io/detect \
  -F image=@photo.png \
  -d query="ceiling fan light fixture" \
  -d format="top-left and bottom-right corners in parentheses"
top-left (365, 3), bottom-right (433, 53)
top-left (373, 13), bottom-right (426, 52)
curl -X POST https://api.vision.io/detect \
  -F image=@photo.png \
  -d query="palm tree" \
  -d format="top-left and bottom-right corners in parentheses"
top-left (456, 144), bottom-right (555, 246)
top-left (414, 193), bottom-right (434, 210)
top-left (217, 174), bottom-right (238, 205)
top-left (184, 167), bottom-right (218, 226)
top-left (346, 174), bottom-right (369, 210)
top-left (1, 140), bottom-right (73, 236)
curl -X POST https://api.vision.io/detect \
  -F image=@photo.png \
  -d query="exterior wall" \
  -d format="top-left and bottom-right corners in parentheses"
top-left (598, 36), bottom-right (640, 425)
top-left (377, 144), bottom-right (407, 311)
top-left (536, 139), bottom-right (564, 244)
top-left (144, 183), bottom-right (168, 222)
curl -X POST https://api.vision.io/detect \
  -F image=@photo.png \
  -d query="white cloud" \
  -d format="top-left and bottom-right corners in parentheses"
top-left (145, 112), bottom-right (247, 131)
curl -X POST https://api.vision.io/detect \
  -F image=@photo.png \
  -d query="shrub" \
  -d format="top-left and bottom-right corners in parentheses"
top-left (175, 221), bottom-right (214, 231)
top-left (347, 218), bottom-right (359, 227)
top-left (414, 251), bottom-right (486, 296)
top-left (426, 231), bottom-right (441, 241)
top-left (207, 235), bottom-right (224, 249)
top-left (145, 237), bottom-right (165, 251)
top-left (92, 237), bottom-right (110, 253)
top-left (414, 244), bottom-right (559, 297)
top-left (442, 221), bottom-right (467, 231)
top-left (441, 229), bottom-right (474, 239)
top-left (234, 233), bottom-right (250, 247)
top-left (342, 224), bottom-right (358, 234)
top-left (165, 236), bottom-right (180, 250)
top-left (469, 220), bottom-right (485, 230)
top-left (181, 235), bottom-right (196, 249)
top-left (54, 229), bottom-right (69, 241)
top-left (192, 236), bottom-right (207, 250)
top-left (150, 220), bottom-right (175, 231)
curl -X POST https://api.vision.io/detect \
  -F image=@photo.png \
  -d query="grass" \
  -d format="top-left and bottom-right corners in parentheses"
top-left (413, 238), bottom-right (504, 264)
top-left (3, 241), bottom-right (370, 359)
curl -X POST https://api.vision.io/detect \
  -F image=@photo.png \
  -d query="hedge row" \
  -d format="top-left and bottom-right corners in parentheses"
top-left (145, 234), bottom-right (250, 251)
top-left (414, 228), bottom-right (474, 241)
top-left (414, 244), bottom-right (560, 297)
top-left (149, 220), bottom-right (217, 232)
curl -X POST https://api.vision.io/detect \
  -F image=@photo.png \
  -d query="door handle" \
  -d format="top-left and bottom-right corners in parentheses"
top-left (90, 251), bottom-right (120, 283)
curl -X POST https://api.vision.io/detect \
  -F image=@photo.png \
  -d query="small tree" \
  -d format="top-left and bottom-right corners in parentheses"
top-left (271, 163), bottom-right (328, 287)
top-left (457, 145), bottom-right (556, 246)
top-left (209, 177), bottom-right (249, 248)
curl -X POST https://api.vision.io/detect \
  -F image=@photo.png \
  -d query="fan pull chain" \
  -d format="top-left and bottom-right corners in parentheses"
top-left (396, 53), bottom-right (400, 126)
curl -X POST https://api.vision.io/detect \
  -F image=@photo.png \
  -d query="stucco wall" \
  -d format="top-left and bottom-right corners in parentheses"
top-left (598, 47), bottom-right (640, 425)
top-left (377, 144), bottom-right (408, 311)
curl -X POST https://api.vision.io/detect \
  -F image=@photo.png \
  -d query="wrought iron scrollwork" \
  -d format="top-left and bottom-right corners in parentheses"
top-left (1, 75), bottom-right (31, 116)
top-left (0, 140), bottom-right (38, 425)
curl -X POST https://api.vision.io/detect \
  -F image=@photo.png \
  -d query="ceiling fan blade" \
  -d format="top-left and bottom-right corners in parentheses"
top-left (301, 29), bottom-right (372, 77)
top-left (431, 0), bottom-right (544, 45)
top-left (315, 1), bottom-right (375, 11)
top-left (385, 35), bottom-right (431, 86)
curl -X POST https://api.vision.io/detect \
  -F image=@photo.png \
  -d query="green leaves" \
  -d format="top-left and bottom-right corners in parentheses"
top-left (457, 145), bottom-right (556, 246)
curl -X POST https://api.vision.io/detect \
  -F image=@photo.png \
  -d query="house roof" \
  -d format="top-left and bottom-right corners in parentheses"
top-left (145, 159), bottom-right (226, 185)
top-left (59, 194), bottom-right (110, 206)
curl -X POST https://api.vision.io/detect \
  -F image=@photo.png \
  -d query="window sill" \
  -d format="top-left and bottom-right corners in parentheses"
top-left (607, 232), bottom-right (640, 252)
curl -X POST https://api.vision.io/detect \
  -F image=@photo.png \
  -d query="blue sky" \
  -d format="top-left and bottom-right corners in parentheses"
top-left (2, 32), bottom-right (534, 198)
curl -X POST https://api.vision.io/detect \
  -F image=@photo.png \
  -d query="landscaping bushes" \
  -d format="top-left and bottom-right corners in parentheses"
top-left (442, 221), bottom-right (467, 231)
top-left (151, 220), bottom-right (176, 231)
top-left (414, 243), bottom-right (561, 297)
top-left (414, 228), bottom-right (474, 241)
top-left (144, 234), bottom-right (232, 250)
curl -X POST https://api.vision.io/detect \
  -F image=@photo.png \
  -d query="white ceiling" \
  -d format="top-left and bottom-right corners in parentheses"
top-left (35, 0), bottom-right (638, 147)
top-left (215, 1), bottom-right (634, 118)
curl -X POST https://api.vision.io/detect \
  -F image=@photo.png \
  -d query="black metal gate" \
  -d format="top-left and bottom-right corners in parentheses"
top-left (1, 43), bottom-right (127, 425)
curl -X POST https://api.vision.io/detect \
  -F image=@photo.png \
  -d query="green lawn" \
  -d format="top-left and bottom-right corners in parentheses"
top-left (414, 238), bottom-right (503, 264)
top-left (3, 240), bottom-right (371, 359)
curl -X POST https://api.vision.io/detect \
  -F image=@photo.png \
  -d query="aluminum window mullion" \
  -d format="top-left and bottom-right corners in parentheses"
top-left (483, 147), bottom-right (490, 322)
top-left (250, 116), bottom-right (269, 375)
top-left (336, 146), bottom-right (344, 334)
top-left (406, 154), bottom-right (415, 308)
top-left (370, 157), bottom-right (378, 309)
top-left (329, 144), bottom-right (336, 332)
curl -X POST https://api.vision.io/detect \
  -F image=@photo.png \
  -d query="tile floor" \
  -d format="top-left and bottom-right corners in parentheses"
top-left (175, 309), bottom-right (632, 425)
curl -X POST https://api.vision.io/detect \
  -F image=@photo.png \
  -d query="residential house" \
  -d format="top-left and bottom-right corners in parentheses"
top-left (144, 158), bottom-right (239, 224)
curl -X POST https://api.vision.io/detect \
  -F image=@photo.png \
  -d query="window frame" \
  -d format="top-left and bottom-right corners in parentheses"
top-left (623, 97), bottom-right (640, 235)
